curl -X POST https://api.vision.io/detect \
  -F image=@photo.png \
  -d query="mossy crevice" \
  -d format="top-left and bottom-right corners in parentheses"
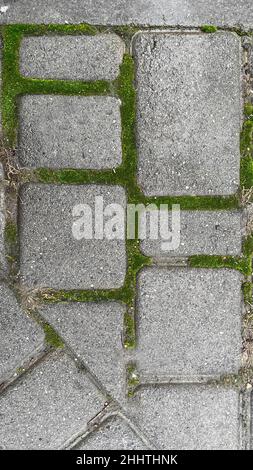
top-left (43, 322), bottom-right (64, 349)
top-left (126, 363), bottom-right (140, 397)
top-left (188, 255), bottom-right (251, 275)
top-left (200, 25), bottom-right (218, 33)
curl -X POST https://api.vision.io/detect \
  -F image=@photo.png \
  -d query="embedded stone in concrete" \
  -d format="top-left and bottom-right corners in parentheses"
top-left (40, 302), bottom-right (125, 400)
top-left (0, 351), bottom-right (105, 449)
top-left (137, 268), bottom-right (242, 377)
top-left (134, 32), bottom-right (241, 196)
top-left (0, 283), bottom-right (45, 382)
top-left (20, 34), bottom-right (124, 80)
top-left (141, 210), bottom-right (242, 257)
top-left (18, 95), bottom-right (122, 169)
top-left (126, 385), bottom-right (240, 450)
top-left (19, 184), bottom-right (126, 289)
top-left (1, 1), bottom-right (253, 30)
top-left (76, 415), bottom-right (147, 450)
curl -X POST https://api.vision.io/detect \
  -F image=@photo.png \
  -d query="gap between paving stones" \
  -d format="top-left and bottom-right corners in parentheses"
top-left (0, 23), bottom-right (253, 426)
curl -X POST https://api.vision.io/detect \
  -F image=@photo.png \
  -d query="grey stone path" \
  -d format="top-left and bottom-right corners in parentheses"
top-left (0, 2), bottom-right (253, 451)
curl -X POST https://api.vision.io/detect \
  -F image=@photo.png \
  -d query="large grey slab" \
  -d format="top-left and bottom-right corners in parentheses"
top-left (0, 351), bottom-right (105, 449)
top-left (76, 415), bottom-right (147, 450)
top-left (1, 1), bottom-right (253, 29)
top-left (20, 34), bottom-right (124, 80)
top-left (134, 32), bottom-right (241, 196)
top-left (18, 95), bottom-right (122, 169)
top-left (136, 268), bottom-right (242, 378)
top-left (141, 210), bottom-right (242, 257)
top-left (40, 302), bottom-right (125, 401)
top-left (19, 184), bottom-right (126, 289)
top-left (0, 283), bottom-right (45, 382)
top-left (126, 385), bottom-right (240, 450)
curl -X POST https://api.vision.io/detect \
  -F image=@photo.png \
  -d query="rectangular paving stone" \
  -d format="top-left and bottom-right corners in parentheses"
top-left (136, 268), bottom-right (242, 378)
top-left (0, 283), bottom-right (45, 382)
top-left (126, 385), bottom-right (240, 450)
top-left (141, 210), bottom-right (242, 257)
top-left (20, 34), bottom-right (125, 80)
top-left (75, 415), bottom-right (147, 450)
top-left (134, 32), bottom-right (241, 196)
top-left (40, 302), bottom-right (125, 401)
top-left (18, 95), bottom-right (122, 169)
top-left (0, 350), bottom-right (105, 449)
top-left (0, 37), bottom-right (2, 137)
top-left (1, 1), bottom-right (253, 30)
top-left (19, 184), bottom-right (126, 290)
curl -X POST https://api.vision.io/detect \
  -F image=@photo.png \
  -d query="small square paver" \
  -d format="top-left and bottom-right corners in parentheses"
top-left (75, 415), bottom-right (147, 450)
top-left (136, 268), bottom-right (242, 377)
top-left (20, 34), bottom-right (125, 80)
top-left (134, 32), bottom-right (241, 195)
top-left (18, 95), bottom-right (122, 169)
top-left (0, 350), bottom-right (105, 449)
top-left (40, 302), bottom-right (125, 401)
top-left (126, 385), bottom-right (240, 450)
top-left (141, 210), bottom-right (242, 257)
top-left (0, 283), bottom-right (45, 382)
top-left (19, 184), bottom-right (126, 289)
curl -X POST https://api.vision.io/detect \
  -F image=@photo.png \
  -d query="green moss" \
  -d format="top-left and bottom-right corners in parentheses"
top-left (124, 312), bottom-right (136, 349)
top-left (243, 235), bottom-right (253, 257)
top-left (5, 221), bottom-right (17, 245)
top-left (240, 120), bottom-right (253, 158)
top-left (189, 255), bottom-right (251, 275)
top-left (242, 282), bottom-right (252, 305)
top-left (43, 323), bottom-right (64, 349)
top-left (240, 155), bottom-right (253, 189)
top-left (126, 363), bottom-right (140, 397)
top-left (200, 25), bottom-right (218, 33)
top-left (244, 103), bottom-right (253, 119)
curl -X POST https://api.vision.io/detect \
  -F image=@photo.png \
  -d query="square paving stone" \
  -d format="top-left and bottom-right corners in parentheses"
top-left (134, 32), bottom-right (241, 196)
top-left (19, 184), bottom-right (126, 289)
top-left (0, 283), bottom-right (45, 382)
top-left (126, 385), bottom-right (240, 450)
top-left (75, 415), bottom-right (147, 450)
top-left (18, 95), bottom-right (122, 169)
top-left (20, 34), bottom-right (125, 80)
top-left (141, 210), bottom-right (242, 257)
top-left (0, 351), bottom-right (105, 449)
top-left (40, 302), bottom-right (125, 401)
top-left (137, 268), bottom-right (242, 378)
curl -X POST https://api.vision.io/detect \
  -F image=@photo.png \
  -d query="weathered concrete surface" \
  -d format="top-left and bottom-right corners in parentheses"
top-left (134, 32), bottom-right (241, 196)
top-left (76, 415), bottom-right (147, 450)
top-left (20, 34), bottom-right (124, 80)
top-left (0, 164), bottom-right (5, 275)
top-left (0, 351), bottom-right (105, 449)
top-left (19, 184), bottom-right (126, 290)
top-left (0, 1), bottom-right (253, 29)
top-left (126, 385), bottom-right (240, 449)
top-left (141, 210), bottom-right (242, 257)
top-left (0, 283), bottom-right (45, 382)
top-left (40, 302), bottom-right (125, 400)
top-left (18, 95), bottom-right (122, 169)
top-left (136, 268), bottom-right (242, 378)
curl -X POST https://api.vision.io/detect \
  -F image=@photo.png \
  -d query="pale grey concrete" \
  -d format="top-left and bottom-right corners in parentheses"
top-left (141, 210), bottom-right (242, 257)
top-left (134, 32), bottom-right (241, 196)
top-left (18, 95), bottom-right (122, 169)
top-left (0, 283), bottom-right (45, 382)
top-left (20, 34), bottom-right (124, 80)
top-left (76, 415), bottom-right (147, 450)
top-left (136, 268), bottom-right (242, 377)
top-left (126, 385), bottom-right (240, 449)
top-left (0, 350), bottom-right (105, 449)
top-left (40, 302), bottom-right (125, 401)
top-left (19, 184), bottom-right (126, 290)
top-left (0, 1), bottom-right (253, 29)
